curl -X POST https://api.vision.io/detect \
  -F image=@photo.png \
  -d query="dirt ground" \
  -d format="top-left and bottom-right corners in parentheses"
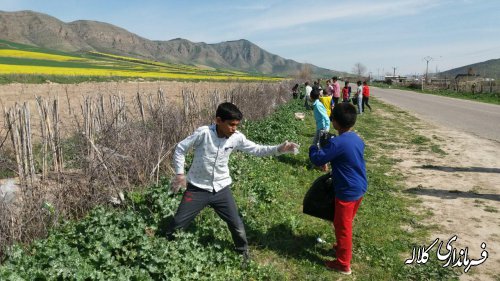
top-left (0, 80), bottom-right (256, 112)
top-left (0, 80), bottom-right (254, 105)
top-left (392, 117), bottom-right (500, 280)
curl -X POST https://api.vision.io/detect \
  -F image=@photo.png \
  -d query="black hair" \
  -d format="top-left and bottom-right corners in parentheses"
top-left (330, 102), bottom-right (357, 129)
top-left (357, 80), bottom-right (362, 85)
top-left (310, 88), bottom-right (320, 100)
top-left (216, 102), bottom-right (243, 121)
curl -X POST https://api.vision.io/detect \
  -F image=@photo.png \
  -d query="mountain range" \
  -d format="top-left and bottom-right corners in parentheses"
top-left (439, 58), bottom-right (500, 79)
top-left (0, 10), bottom-right (339, 77)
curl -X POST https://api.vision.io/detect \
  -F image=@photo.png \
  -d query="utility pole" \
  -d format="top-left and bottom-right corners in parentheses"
top-left (392, 66), bottom-right (397, 77)
top-left (423, 56), bottom-right (433, 85)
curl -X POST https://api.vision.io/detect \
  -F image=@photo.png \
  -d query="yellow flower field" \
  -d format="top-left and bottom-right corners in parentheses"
top-left (0, 64), bottom-right (282, 81)
top-left (0, 49), bottom-right (85, 61)
top-left (89, 51), bottom-right (198, 71)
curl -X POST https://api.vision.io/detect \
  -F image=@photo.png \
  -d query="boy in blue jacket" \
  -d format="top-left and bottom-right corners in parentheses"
top-left (309, 102), bottom-right (367, 275)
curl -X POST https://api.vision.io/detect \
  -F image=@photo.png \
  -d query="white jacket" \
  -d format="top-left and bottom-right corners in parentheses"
top-left (173, 124), bottom-right (280, 192)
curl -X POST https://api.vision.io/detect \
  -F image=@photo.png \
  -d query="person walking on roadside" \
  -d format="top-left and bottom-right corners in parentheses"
top-left (362, 81), bottom-right (372, 112)
top-left (166, 102), bottom-right (299, 266)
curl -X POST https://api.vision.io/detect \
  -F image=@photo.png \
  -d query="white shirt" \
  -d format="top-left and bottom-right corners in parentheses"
top-left (357, 85), bottom-right (363, 100)
top-left (173, 124), bottom-right (280, 192)
top-left (305, 85), bottom-right (313, 100)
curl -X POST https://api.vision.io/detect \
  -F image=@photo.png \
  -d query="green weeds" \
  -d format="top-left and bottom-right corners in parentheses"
top-left (0, 99), bottom-right (459, 280)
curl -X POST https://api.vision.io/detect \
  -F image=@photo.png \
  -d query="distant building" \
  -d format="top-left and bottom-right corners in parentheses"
top-left (384, 75), bottom-right (407, 83)
top-left (342, 76), bottom-right (369, 82)
top-left (454, 73), bottom-right (480, 83)
top-left (452, 72), bottom-right (497, 93)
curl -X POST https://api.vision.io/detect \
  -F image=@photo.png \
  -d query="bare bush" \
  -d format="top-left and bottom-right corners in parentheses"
top-left (296, 64), bottom-right (313, 81)
top-left (352, 63), bottom-right (367, 78)
top-left (0, 174), bottom-right (118, 260)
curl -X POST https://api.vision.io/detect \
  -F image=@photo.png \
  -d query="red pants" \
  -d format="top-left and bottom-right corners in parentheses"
top-left (333, 197), bottom-right (363, 268)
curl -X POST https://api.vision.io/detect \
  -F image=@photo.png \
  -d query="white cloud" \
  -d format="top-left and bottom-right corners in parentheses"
top-left (236, 0), bottom-right (443, 32)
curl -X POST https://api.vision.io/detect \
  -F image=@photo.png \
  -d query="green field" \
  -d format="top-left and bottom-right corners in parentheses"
top-left (0, 39), bottom-right (283, 83)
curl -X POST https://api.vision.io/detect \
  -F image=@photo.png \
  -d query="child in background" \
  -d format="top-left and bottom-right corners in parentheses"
top-left (342, 82), bottom-right (350, 102)
top-left (355, 81), bottom-right (363, 114)
top-left (325, 80), bottom-right (333, 97)
top-left (304, 81), bottom-right (313, 109)
top-left (310, 89), bottom-right (330, 171)
top-left (309, 103), bottom-right (367, 275)
top-left (292, 83), bottom-right (299, 99)
top-left (362, 81), bottom-right (372, 112)
top-left (167, 102), bottom-right (299, 266)
top-left (331, 77), bottom-right (341, 105)
top-left (319, 89), bottom-right (333, 117)
top-left (348, 83), bottom-right (352, 101)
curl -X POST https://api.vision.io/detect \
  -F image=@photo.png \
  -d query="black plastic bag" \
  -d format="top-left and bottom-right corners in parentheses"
top-left (319, 132), bottom-right (335, 148)
top-left (303, 173), bottom-right (335, 221)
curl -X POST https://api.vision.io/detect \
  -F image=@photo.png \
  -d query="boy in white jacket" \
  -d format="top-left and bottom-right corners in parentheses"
top-left (167, 102), bottom-right (298, 263)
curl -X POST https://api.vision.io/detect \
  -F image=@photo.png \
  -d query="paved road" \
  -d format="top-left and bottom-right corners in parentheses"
top-left (370, 87), bottom-right (500, 142)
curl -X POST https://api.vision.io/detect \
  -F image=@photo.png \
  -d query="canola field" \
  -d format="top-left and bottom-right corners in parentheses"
top-left (0, 40), bottom-right (282, 82)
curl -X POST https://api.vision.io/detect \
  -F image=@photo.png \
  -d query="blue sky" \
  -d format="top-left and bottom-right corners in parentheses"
top-left (1, 0), bottom-right (499, 77)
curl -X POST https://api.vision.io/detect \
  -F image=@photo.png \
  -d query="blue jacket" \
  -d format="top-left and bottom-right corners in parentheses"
top-left (313, 99), bottom-right (330, 130)
top-left (309, 131), bottom-right (367, 201)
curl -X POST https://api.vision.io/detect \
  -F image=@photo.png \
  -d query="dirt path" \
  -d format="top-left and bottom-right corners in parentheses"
top-left (385, 105), bottom-right (500, 280)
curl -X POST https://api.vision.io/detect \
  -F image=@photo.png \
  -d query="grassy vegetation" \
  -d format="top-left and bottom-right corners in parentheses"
top-left (0, 39), bottom-right (283, 83)
top-left (0, 99), bottom-right (459, 280)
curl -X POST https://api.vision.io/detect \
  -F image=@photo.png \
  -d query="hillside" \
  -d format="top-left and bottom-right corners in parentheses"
top-left (439, 58), bottom-right (500, 79)
top-left (0, 10), bottom-right (338, 77)
top-left (0, 38), bottom-right (285, 83)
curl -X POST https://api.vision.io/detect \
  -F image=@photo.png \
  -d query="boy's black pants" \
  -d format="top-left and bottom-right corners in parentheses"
top-left (165, 183), bottom-right (248, 252)
top-left (362, 96), bottom-right (372, 111)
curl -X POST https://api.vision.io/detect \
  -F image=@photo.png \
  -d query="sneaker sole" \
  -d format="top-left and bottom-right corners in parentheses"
top-left (325, 262), bottom-right (352, 275)
top-left (326, 267), bottom-right (352, 275)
